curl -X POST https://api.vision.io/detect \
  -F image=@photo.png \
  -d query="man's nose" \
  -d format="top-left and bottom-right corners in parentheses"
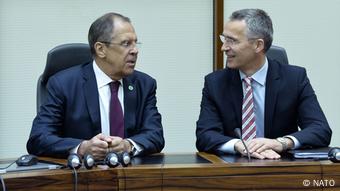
top-left (130, 46), bottom-right (138, 54)
top-left (221, 43), bottom-right (230, 52)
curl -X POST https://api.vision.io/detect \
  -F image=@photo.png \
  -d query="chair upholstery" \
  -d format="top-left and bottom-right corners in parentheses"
top-left (36, 43), bottom-right (92, 112)
top-left (266, 45), bottom-right (289, 65)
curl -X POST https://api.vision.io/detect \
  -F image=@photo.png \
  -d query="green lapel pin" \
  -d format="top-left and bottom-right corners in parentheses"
top-left (128, 85), bottom-right (134, 91)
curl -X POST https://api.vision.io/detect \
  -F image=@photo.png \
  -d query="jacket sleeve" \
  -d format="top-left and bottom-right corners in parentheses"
top-left (128, 78), bottom-right (165, 156)
top-left (196, 76), bottom-right (235, 153)
top-left (26, 76), bottom-right (82, 158)
top-left (290, 68), bottom-right (332, 147)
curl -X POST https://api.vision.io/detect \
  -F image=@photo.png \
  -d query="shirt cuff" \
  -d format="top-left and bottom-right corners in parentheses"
top-left (127, 138), bottom-right (143, 156)
top-left (217, 139), bottom-right (240, 154)
top-left (284, 135), bottom-right (301, 149)
top-left (70, 144), bottom-right (81, 155)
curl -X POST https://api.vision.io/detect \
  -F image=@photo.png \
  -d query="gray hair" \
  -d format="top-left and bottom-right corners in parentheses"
top-left (88, 12), bottom-right (131, 56)
top-left (230, 9), bottom-right (273, 52)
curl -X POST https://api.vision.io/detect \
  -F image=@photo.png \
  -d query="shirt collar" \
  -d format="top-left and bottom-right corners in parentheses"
top-left (92, 60), bottom-right (123, 88)
top-left (239, 57), bottom-right (268, 86)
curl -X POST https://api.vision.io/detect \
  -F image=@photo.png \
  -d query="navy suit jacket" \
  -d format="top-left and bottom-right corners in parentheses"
top-left (196, 59), bottom-right (332, 153)
top-left (27, 62), bottom-right (164, 158)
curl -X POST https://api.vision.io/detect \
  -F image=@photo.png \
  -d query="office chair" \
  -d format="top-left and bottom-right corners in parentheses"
top-left (36, 43), bottom-right (92, 113)
top-left (266, 45), bottom-right (289, 65)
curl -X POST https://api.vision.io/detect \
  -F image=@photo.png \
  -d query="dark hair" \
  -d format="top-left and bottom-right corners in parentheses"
top-left (230, 9), bottom-right (273, 52)
top-left (88, 12), bottom-right (131, 56)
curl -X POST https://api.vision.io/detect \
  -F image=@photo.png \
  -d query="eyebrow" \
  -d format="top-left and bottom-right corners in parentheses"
top-left (110, 35), bottom-right (138, 41)
top-left (222, 33), bottom-right (233, 38)
top-left (120, 38), bottom-right (139, 42)
top-left (227, 35), bottom-right (237, 40)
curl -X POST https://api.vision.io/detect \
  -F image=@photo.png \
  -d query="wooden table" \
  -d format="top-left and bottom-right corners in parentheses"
top-left (1, 152), bottom-right (340, 190)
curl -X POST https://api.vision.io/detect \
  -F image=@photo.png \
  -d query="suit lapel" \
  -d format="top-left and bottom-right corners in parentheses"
top-left (82, 63), bottom-right (101, 135)
top-left (264, 60), bottom-right (281, 137)
top-left (123, 75), bottom-right (136, 136)
top-left (229, 70), bottom-right (243, 126)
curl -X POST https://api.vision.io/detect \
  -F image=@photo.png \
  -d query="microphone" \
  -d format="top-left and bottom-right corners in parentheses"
top-left (104, 152), bottom-right (120, 168)
top-left (83, 154), bottom-right (95, 169)
top-left (119, 152), bottom-right (131, 167)
top-left (67, 153), bottom-right (82, 169)
top-left (328, 147), bottom-right (340, 163)
top-left (67, 153), bottom-right (80, 191)
top-left (234, 128), bottom-right (251, 162)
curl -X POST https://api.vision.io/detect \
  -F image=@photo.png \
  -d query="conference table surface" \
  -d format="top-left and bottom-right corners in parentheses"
top-left (1, 152), bottom-right (339, 191)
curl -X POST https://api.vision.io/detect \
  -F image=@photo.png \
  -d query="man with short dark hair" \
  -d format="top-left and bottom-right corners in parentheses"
top-left (27, 12), bottom-right (164, 159)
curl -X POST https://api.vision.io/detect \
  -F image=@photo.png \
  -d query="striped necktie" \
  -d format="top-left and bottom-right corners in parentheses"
top-left (242, 77), bottom-right (256, 141)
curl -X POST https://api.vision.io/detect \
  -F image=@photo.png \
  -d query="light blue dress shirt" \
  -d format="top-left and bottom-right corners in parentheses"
top-left (239, 60), bottom-right (267, 138)
top-left (218, 58), bottom-right (300, 154)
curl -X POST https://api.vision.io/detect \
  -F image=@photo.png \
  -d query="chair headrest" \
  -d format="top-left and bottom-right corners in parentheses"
top-left (266, 45), bottom-right (289, 65)
top-left (41, 43), bottom-right (92, 84)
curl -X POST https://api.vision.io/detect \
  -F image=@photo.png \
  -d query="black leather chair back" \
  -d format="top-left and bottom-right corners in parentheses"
top-left (266, 45), bottom-right (289, 65)
top-left (36, 43), bottom-right (92, 112)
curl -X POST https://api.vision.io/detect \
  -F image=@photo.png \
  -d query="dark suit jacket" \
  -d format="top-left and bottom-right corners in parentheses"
top-left (196, 59), bottom-right (332, 153)
top-left (27, 62), bottom-right (164, 158)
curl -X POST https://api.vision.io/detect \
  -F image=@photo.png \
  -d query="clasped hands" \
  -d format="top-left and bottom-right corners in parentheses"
top-left (78, 133), bottom-right (132, 160)
top-left (234, 138), bottom-right (285, 160)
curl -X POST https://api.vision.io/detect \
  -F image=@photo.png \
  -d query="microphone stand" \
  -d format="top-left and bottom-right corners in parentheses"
top-left (234, 128), bottom-right (251, 162)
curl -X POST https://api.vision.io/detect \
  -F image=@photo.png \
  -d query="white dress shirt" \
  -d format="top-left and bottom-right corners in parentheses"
top-left (71, 61), bottom-right (142, 155)
top-left (93, 61), bottom-right (124, 136)
top-left (93, 61), bottom-right (142, 155)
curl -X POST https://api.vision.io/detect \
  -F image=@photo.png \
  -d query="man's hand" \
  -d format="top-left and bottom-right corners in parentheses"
top-left (235, 140), bottom-right (248, 156)
top-left (247, 138), bottom-right (282, 153)
top-left (107, 136), bottom-right (132, 154)
top-left (247, 137), bottom-right (294, 154)
top-left (234, 138), bottom-right (281, 159)
top-left (77, 134), bottom-right (134, 160)
top-left (77, 133), bottom-right (112, 160)
top-left (252, 149), bottom-right (281, 159)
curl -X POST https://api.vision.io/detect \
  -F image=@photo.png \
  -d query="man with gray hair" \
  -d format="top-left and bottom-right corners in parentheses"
top-left (27, 12), bottom-right (164, 159)
top-left (196, 9), bottom-right (331, 159)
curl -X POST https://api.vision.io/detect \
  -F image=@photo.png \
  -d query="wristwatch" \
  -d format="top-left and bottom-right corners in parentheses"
top-left (276, 137), bottom-right (288, 151)
top-left (126, 139), bottom-right (137, 156)
top-left (130, 144), bottom-right (136, 156)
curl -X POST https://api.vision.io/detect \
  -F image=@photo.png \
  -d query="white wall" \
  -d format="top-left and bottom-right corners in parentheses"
top-left (1, 0), bottom-right (338, 159)
top-left (0, 0), bottom-right (212, 158)
top-left (224, 0), bottom-right (340, 147)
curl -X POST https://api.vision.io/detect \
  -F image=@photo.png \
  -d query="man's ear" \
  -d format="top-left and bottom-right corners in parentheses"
top-left (94, 42), bottom-right (106, 58)
top-left (254, 39), bottom-right (265, 53)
